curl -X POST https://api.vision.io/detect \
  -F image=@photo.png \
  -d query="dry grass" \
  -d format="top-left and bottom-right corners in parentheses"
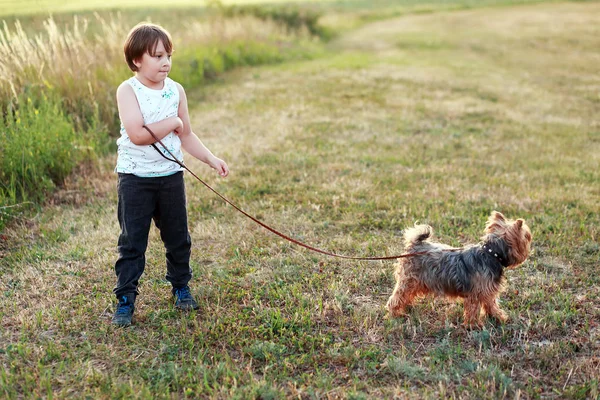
top-left (0, 9), bottom-right (318, 215)
top-left (0, 13), bottom-right (309, 104)
top-left (0, 15), bottom-right (121, 99)
top-left (1, 1), bottom-right (599, 398)
top-left (0, 0), bottom-right (336, 17)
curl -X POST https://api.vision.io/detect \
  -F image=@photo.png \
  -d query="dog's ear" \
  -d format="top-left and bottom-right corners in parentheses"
top-left (515, 219), bottom-right (524, 229)
top-left (491, 211), bottom-right (506, 221)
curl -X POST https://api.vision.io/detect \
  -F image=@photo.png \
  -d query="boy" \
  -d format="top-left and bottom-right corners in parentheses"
top-left (112, 23), bottom-right (229, 326)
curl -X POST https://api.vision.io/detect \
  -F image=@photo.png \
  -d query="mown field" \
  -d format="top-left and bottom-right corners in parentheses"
top-left (1, 0), bottom-right (599, 399)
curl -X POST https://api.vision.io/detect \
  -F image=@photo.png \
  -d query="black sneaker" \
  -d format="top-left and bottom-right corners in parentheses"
top-left (112, 294), bottom-right (135, 326)
top-left (173, 286), bottom-right (199, 311)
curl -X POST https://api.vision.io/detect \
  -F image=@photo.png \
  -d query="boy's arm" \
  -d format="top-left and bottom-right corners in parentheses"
top-left (176, 83), bottom-right (229, 177)
top-left (117, 82), bottom-right (183, 145)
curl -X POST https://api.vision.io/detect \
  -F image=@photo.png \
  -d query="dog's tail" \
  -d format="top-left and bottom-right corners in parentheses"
top-left (403, 224), bottom-right (433, 246)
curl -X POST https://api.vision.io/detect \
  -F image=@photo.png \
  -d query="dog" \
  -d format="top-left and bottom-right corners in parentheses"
top-left (386, 211), bottom-right (532, 327)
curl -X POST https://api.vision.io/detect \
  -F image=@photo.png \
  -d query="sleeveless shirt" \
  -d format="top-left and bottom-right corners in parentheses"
top-left (115, 76), bottom-right (184, 177)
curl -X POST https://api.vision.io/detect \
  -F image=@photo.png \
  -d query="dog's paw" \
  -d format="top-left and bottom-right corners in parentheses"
top-left (388, 310), bottom-right (407, 319)
top-left (462, 318), bottom-right (484, 330)
top-left (386, 304), bottom-right (407, 318)
top-left (490, 310), bottom-right (509, 323)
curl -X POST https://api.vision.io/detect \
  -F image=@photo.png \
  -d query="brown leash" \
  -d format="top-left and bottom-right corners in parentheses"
top-left (144, 125), bottom-right (459, 261)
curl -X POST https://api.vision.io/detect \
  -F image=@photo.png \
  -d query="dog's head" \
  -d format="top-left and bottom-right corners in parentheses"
top-left (483, 211), bottom-right (532, 267)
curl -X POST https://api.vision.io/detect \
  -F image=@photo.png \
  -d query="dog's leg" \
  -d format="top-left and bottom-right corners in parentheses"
top-left (386, 279), bottom-right (407, 317)
top-left (482, 295), bottom-right (508, 323)
top-left (387, 266), bottom-right (407, 316)
top-left (387, 277), bottom-right (422, 318)
top-left (463, 296), bottom-right (483, 328)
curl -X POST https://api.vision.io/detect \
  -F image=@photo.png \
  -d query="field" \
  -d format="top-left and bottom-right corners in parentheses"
top-left (1, 0), bottom-right (599, 398)
top-left (0, 0), bottom-right (331, 17)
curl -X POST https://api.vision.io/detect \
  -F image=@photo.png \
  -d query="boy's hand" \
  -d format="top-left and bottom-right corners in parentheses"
top-left (209, 156), bottom-right (229, 177)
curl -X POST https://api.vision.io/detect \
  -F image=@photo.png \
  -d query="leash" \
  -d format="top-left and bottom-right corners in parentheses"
top-left (144, 125), bottom-right (458, 261)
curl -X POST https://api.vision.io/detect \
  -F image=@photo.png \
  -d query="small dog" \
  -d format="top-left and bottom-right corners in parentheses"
top-left (386, 211), bottom-right (532, 327)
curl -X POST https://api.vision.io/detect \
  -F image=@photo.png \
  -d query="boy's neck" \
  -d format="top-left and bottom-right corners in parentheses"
top-left (134, 74), bottom-right (165, 90)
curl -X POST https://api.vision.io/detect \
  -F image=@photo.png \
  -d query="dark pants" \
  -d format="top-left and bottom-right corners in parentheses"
top-left (114, 172), bottom-right (192, 299)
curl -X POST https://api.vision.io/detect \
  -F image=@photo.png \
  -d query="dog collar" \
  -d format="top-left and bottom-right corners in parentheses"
top-left (481, 242), bottom-right (508, 267)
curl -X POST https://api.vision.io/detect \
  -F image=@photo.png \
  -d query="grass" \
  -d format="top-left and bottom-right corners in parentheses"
top-left (1, 0), bottom-right (600, 398)
top-left (0, 7), bottom-right (322, 226)
top-left (0, 0), bottom-right (337, 17)
top-left (0, 0), bottom-right (557, 17)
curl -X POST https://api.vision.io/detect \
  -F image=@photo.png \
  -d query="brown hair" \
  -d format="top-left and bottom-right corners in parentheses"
top-left (123, 23), bottom-right (173, 72)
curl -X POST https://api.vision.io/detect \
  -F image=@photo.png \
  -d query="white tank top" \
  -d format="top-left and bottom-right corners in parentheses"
top-left (115, 76), bottom-right (184, 177)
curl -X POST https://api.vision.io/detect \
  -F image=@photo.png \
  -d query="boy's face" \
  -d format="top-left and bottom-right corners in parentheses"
top-left (133, 40), bottom-right (171, 88)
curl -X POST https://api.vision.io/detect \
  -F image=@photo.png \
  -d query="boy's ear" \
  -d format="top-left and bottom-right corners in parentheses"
top-left (133, 57), bottom-right (142, 70)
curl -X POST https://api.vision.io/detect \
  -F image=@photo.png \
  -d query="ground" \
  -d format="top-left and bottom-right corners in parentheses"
top-left (1, 2), bottom-right (599, 398)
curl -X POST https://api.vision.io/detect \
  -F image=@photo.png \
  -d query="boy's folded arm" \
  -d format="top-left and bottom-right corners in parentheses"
top-left (117, 83), bottom-right (181, 145)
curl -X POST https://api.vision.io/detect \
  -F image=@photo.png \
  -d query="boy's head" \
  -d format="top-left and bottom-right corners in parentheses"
top-left (124, 23), bottom-right (173, 72)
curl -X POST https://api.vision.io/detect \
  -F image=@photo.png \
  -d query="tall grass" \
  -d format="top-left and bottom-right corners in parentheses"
top-left (170, 15), bottom-right (318, 88)
top-left (0, 15), bottom-right (125, 126)
top-left (0, 15), bottom-right (127, 230)
top-left (0, 9), bottom-right (322, 231)
top-left (0, 10), bottom-right (320, 134)
top-left (0, 93), bottom-right (90, 198)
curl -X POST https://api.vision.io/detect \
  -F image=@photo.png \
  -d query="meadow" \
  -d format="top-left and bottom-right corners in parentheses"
top-left (0, 0), bottom-right (337, 17)
top-left (1, 0), bottom-right (599, 398)
top-left (0, 1), bottom-right (325, 221)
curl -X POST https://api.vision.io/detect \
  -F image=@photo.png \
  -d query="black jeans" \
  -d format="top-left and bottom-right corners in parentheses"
top-left (114, 172), bottom-right (192, 299)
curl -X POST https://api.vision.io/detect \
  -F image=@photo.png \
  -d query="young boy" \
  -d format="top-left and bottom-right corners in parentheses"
top-left (112, 23), bottom-right (229, 326)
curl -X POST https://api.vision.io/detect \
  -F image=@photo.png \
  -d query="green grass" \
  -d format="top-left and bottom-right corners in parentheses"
top-left (0, 0), bottom-right (555, 17)
top-left (0, 5), bottom-right (323, 227)
top-left (0, 0), bottom-right (337, 17)
top-left (1, 0), bottom-right (600, 399)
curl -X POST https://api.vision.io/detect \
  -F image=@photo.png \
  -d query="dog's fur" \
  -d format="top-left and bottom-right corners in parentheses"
top-left (386, 211), bottom-right (532, 327)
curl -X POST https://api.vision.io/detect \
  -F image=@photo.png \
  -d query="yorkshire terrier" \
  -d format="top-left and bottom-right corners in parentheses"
top-left (386, 211), bottom-right (532, 327)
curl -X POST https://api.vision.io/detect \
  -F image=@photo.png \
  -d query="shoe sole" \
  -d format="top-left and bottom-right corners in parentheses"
top-left (175, 304), bottom-right (199, 311)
